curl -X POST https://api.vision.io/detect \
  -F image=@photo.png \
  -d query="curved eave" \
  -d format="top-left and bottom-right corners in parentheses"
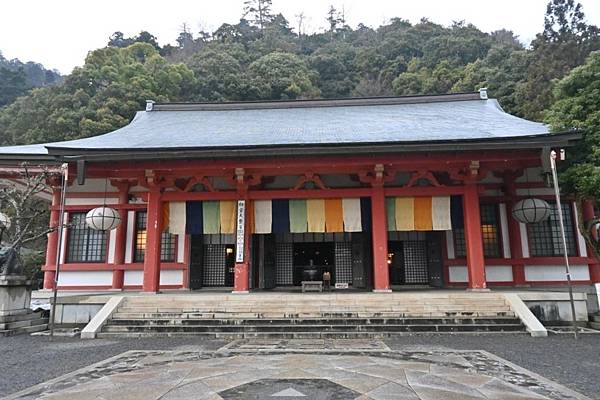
top-left (42, 132), bottom-right (581, 162)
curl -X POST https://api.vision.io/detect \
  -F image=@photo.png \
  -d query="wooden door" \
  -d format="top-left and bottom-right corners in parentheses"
top-left (426, 232), bottom-right (444, 288)
top-left (189, 234), bottom-right (204, 290)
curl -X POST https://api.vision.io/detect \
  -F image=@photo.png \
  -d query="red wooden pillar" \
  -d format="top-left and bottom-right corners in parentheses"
top-left (43, 188), bottom-right (61, 290)
top-left (583, 200), bottom-right (600, 283)
top-left (233, 199), bottom-right (250, 293)
top-left (371, 185), bottom-right (391, 292)
top-left (463, 183), bottom-right (487, 289)
top-left (111, 181), bottom-right (131, 290)
top-left (504, 174), bottom-right (526, 285)
top-left (142, 187), bottom-right (162, 292)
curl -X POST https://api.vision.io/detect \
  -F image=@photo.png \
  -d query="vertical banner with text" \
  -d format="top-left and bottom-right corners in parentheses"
top-left (235, 200), bottom-right (245, 263)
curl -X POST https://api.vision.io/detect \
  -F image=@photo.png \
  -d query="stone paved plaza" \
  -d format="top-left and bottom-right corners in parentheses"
top-left (4, 339), bottom-right (592, 400)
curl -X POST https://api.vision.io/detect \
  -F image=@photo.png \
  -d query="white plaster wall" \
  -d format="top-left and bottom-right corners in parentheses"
top-left (65, 198), bottom-right (118, 205)
top-left (572, 202), bottom-right (588, 257)
top-left (177, 235), bottom-right (185, 263)
top-left (498, 203), bottom-right (511, 258)
top-left (161, 270), bottom-right (184, 285)
top-left (59, 212), bottom-right (68, 264)
top-left (124, 270), bottom-right (143, 286)
top-left (524, 264), bottom-right (590, 281)
top-left (519, 222), bottom-right (530, 257)
top-left (57, 271), bottom-right (113, 286)
top-left (449, 266), bottom-right (468, 283)
top-left (108, 229), bottom-right (116, 264)
top-left (68, 179), bottom-right (118, 193)
top-left (448, 265), bottom-right (513, 283)
top-left (515, 188), bottom-right (554, 196)
top-left (125, 211), bottom-right (135, 263)
top-left (485, 266), bottom-right (513, 282)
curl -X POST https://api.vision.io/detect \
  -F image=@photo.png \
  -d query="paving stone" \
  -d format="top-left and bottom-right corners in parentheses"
top-left (5, 346), bottom-right (590, 400)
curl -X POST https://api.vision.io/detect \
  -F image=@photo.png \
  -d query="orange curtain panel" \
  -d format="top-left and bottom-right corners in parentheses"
top-left (413, 197), bottom-right (433, 231)
top-left (324, 198), bottom-right (344, 232)
top-left (161, 202), bottom-right (170, 232)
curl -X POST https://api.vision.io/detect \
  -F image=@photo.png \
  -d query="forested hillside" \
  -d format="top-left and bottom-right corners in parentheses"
top-left (0, 52), bottom-right (61, 108)
top-left (0, 0), bottom-right (598, 147)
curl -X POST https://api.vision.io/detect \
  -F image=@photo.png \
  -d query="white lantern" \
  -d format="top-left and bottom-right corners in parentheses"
top-left (0, 213), bottom-right (11, 230)
top-left (512, 198), bottom-right (552, 224)
top-left (85, 207), bottom-right (121, 231)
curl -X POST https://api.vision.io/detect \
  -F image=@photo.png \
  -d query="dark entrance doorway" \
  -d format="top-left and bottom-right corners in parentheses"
top-left (189, 235), bottom-right (236, 288)
top-left (292, 242), bottom-right (334, 286)
top-left (388, 232), bottom-right (444, 287)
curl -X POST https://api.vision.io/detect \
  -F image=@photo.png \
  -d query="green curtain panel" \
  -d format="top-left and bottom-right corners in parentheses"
top-left (386, 197), bottom-right (396, 231)
top-left (289, 199), bottom-right (308, 233)
top-left (202, 200), bottom-right (220, 234)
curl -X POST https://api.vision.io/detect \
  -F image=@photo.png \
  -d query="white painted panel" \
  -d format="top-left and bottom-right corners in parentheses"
top-left (519, 223), bottom-right (529, 258)
top-left (498, 203), bottom-right (511, 258)
top-left (525, 265), bottom-right (590, 281)
top-left (160, 270), bottom-right (183, 285)
top-left (449, 266), bottom-right (468, 283)
top-left (572, 202), bottom-right (588, 257)
top-left (57, 271), bottom-right (113, 286)
top-left (177, 235), bottom-right (185, 263)
top-left (445, 231), bottom-right (455, 259)
top-left (108, 229), bottom-right (116, 264)
top-left (65, 198), bottom-right (118, 205)
top-left (516, 188), bottom-right (555, 196)
top-left (124, 270), bottom-right (143, 286)
top-left (60, 212), bottom-right (68, 264)
top-left (67, 179), bottom-right (118, 193)
top-left (125, 211), bottom-right (135, 263)
top-left (485, 265), bottom-right (513, 282)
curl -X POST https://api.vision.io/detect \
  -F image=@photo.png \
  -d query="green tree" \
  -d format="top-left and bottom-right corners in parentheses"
top-left (248, 52), bottom-right (320, 99)
top-left (545, 51), bottom-right (600, 254)
top-left (0, 43), bottom-right (197, 145)
top-left (516, 0), bottom-right (599, 120)
top-left (243, 0), bottom-right (274, 32)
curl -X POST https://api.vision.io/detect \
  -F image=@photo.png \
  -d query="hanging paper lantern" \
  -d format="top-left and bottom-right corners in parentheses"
top-left (0, 213), bottom-right (11, 229)
top-left (512, 198), bottom-right (552, 224)
top-left (85, 207), bottom-right (121, 231)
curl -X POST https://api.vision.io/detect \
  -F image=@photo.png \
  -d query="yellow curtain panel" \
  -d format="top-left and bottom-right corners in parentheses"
top-left (307, 199), bottom-right (326, 232)
top-left (324, 198), bottom-right (344, 232)
top-left (395, 197), bottom-right (415, 231)
top-left (219, 200), bottom-right (236, 234)
top-left (413, 197), bottom-right (433, 231)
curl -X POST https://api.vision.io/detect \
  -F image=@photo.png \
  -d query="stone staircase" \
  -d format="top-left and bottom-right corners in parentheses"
top-left (0, 311), bottom-right (48, 337)
top-left (97, 292), bottom-right (526, 338)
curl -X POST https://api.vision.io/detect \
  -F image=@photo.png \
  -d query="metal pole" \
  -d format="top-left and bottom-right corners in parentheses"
top-left (49, 163), bottom-right (68, 340)
top-left (550, 150), bottom-right (578, 339)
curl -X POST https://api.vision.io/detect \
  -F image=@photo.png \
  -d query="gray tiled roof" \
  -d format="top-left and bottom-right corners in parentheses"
top-left (0, 94), bottom-right (550, 156)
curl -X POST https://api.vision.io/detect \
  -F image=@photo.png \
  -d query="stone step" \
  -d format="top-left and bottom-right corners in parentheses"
top-left (112, 311), bottom-right (515, 319)
top-left (117, 304), bottom-right (512, 312)
top-left (108, 317), bottom-right (521, 326)
top-left (101, 323), bottom-right (524, 335)
top-left (0, 323), bottom-right (48, 337)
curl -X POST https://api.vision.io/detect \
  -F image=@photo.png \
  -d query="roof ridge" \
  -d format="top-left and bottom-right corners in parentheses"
top-left (150, 92), bottom-right (482, 112)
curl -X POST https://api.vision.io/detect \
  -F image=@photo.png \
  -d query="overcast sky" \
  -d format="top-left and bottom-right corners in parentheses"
top-left (1, 0), bottom-right (599, 74)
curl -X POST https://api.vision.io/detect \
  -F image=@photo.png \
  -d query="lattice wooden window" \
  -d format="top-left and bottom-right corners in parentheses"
top-left (66, 212), bottom-right (107, 263)
top-left (454, 204), bottom-right (501, 258)
top-left (527, 203), bottom-right (577, 257)
top-left (134, 211), bottom-right (176, 262)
